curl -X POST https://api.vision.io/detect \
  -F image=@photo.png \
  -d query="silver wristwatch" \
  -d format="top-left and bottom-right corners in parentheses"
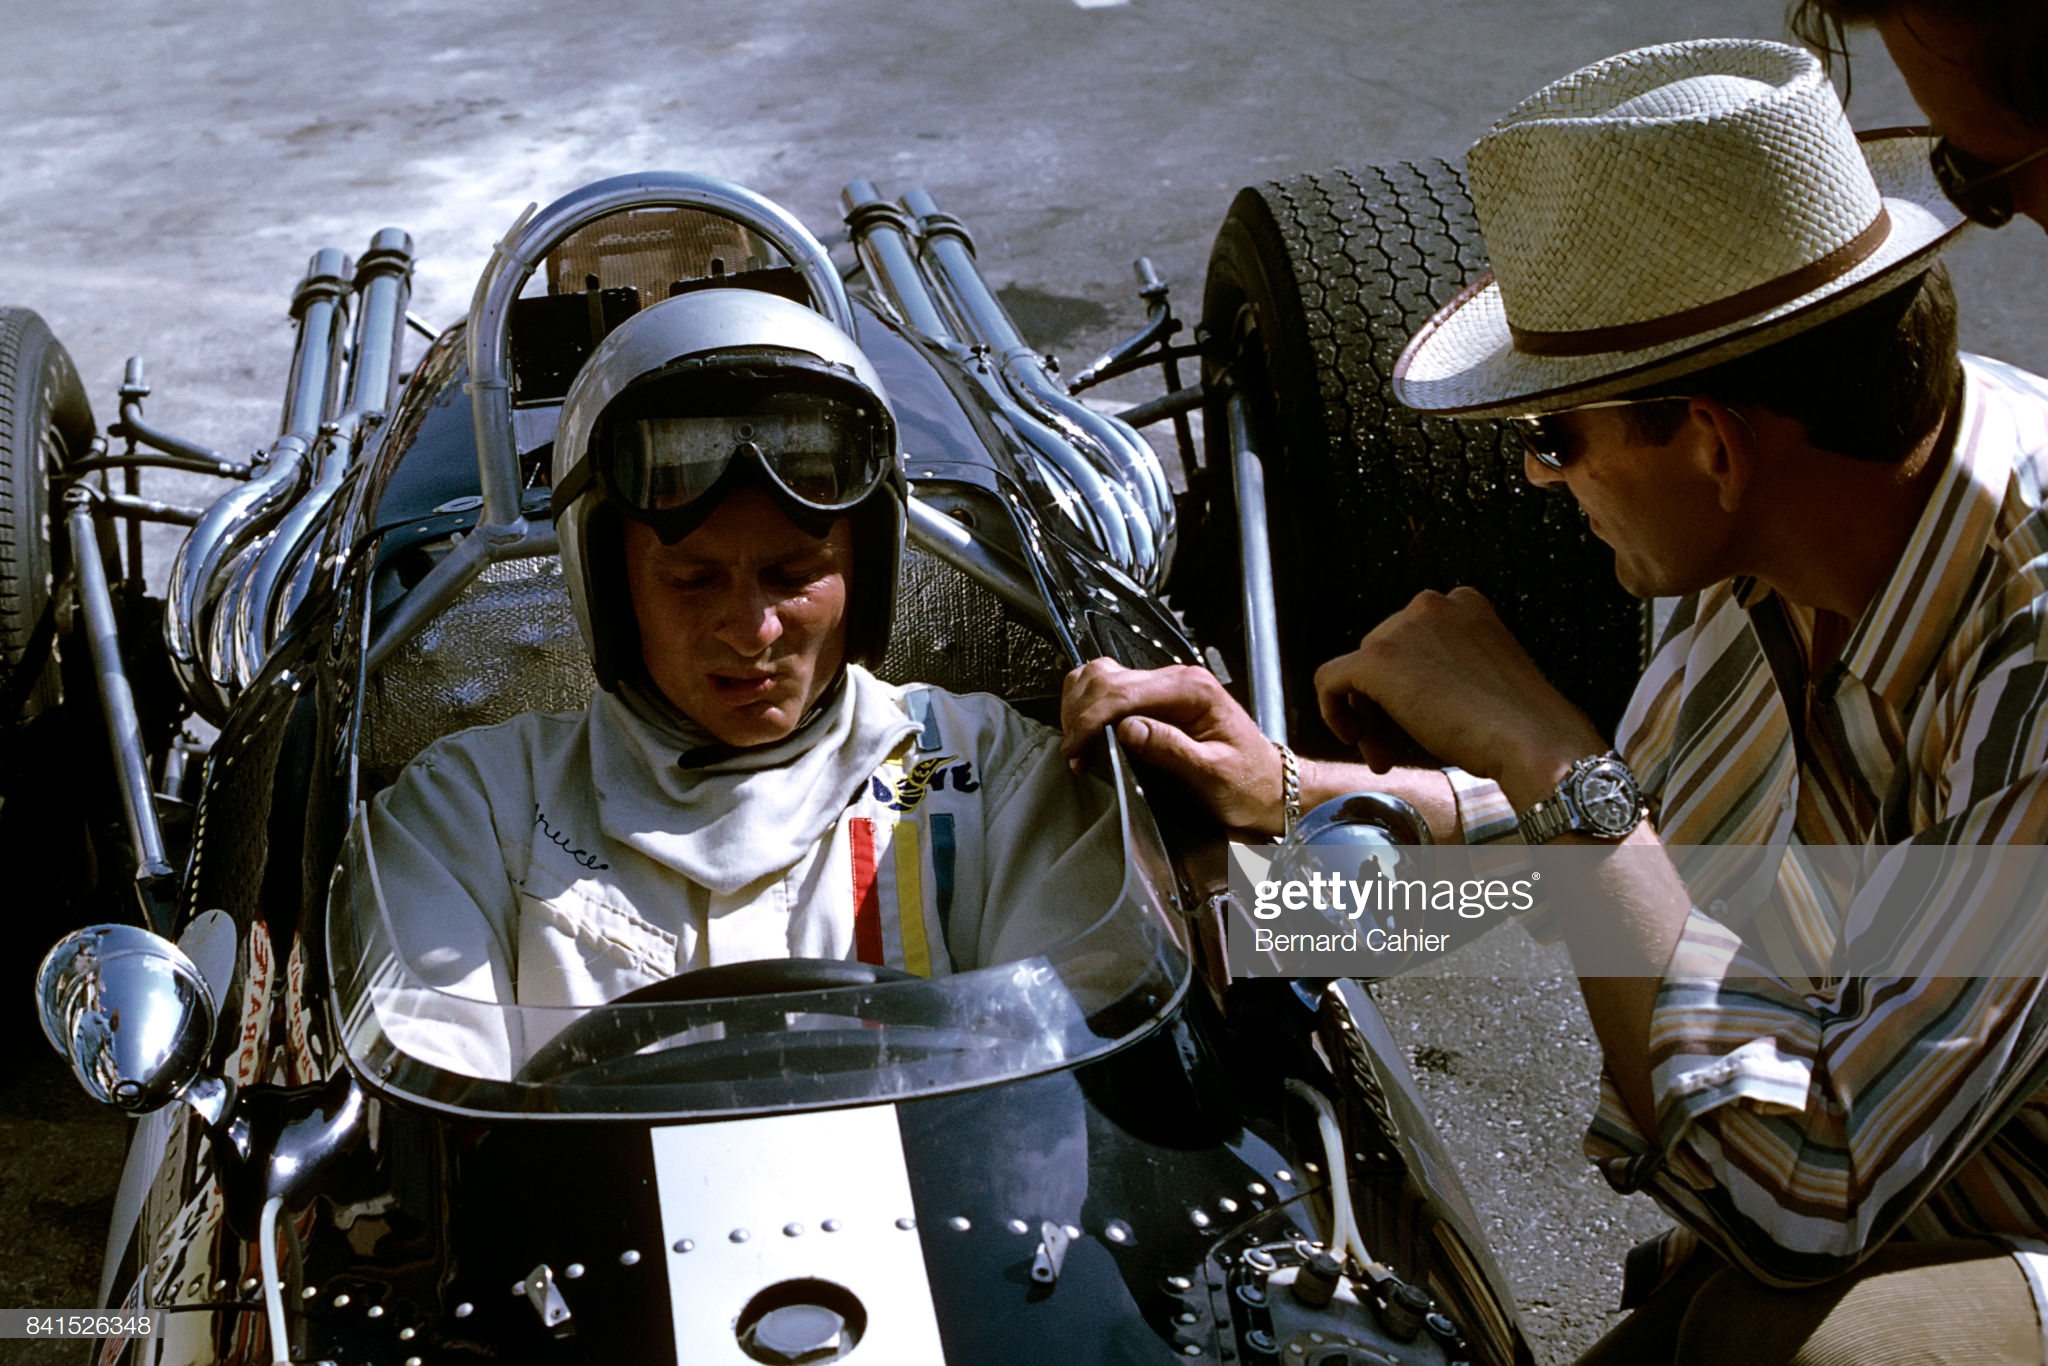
top-left (1515, 752), bottom-right (1646, 844)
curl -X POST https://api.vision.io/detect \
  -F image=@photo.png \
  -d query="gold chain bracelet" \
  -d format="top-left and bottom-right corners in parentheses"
top-left (1276, 742), bottom-right (1301, 839)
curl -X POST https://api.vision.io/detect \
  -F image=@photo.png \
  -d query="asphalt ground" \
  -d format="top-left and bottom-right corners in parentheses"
top-left (2, 3), bottom-right (2045, 1363)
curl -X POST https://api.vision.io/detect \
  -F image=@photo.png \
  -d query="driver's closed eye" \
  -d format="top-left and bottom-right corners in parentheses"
top-left (767, 562), bottom-right (834, 591)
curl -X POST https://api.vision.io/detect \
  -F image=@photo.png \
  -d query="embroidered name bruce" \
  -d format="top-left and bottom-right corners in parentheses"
top-left (534, 805), bottom-right (609, 870)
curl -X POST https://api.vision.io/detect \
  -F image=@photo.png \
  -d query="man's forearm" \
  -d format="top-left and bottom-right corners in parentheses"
top-left (1295, 759), bottom-right (1461, 842)
top-left (1552, 827), bottom-right (1692, 1138)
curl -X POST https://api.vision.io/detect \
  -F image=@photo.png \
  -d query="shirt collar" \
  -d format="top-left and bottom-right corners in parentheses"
top-left (1837, 359), bottom-right (2008, 709)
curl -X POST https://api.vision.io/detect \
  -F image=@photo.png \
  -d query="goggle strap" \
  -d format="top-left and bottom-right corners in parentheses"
top-left (550, 457), bottom-right (598, 519)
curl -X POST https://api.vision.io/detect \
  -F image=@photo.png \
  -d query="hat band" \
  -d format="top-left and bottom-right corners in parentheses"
top-left (1507, 207), bottom-right (1892, 358)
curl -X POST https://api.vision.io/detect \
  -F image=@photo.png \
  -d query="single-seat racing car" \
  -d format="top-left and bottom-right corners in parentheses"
top-left (7, 161), bottom-right (1639, 1364)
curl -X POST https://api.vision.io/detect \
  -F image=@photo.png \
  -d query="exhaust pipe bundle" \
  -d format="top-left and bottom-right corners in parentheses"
top-left (841, 181), bottom-right (1175, 590)
top-left (165, 231), bottom-right (415, 720)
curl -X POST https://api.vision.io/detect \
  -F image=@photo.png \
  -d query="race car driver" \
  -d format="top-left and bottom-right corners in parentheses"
top-left (363, 287), bottom-right (1124, 1051)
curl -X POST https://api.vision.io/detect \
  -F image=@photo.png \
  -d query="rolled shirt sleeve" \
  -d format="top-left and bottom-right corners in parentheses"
top-left (1586, 768), bottom-right (2048, 1285)
top-left (1444, 765), bottom-right (1522, 846)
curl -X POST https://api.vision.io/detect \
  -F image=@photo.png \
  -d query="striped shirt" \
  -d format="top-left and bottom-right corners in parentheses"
top-left (1453, 354), bottom-right (2048, 1287)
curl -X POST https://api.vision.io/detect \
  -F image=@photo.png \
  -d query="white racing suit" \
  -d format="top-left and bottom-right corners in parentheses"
top-left (364, 664), bottom-right (1124, 1076)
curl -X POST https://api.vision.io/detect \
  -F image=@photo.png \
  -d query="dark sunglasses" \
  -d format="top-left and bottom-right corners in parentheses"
top-left (1931, 136), bottom-right (2048, 229)
top-left (1508, 398), bottom-right (1681, 472)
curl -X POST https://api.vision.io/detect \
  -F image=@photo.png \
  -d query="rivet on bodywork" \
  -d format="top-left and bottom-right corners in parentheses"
top-left (896, 1217), bottom-right (917, 1231)
top-left (1248, 1182), bottom-right (1269, 1197)
top-left (366, 1305), bottom-right (384, 1319)
top-left (1189, 1209), bottom-right (1211, 1229)
top-left (333, 1294), bottom-right (351, 1308)
top-left (783, 1223), bottom-right (804, 1238)
top-left (620, 1250), bottom-right (641, 1266)
top-left (822, 1219), bottom-right (842, 1233)
top-left (241, 1278), bottom-right (259, 1294)
top-left (1274, 1170), bottom-right (1294, 1183)
top-left (398, 1327), bottom-right (416, 1341)
top-left (948, 1216), bottom-right (971, 1232)
top-left (1063, 1224), bottom-right (1081, 1240)
top-left (1006, 1219), bottom-right (1029, 1235)
top-left (454, 1302), bottom-right (473, 1319)
top-left (563, 1264), bottom-right (584, 1280)
top-left (674, 1239), bottom-right (695, 1254)
top-left (302, 1286), bottom-right (320, 1300)
top-left (1218, 1197), bottom-right (1239, 1214)
top-left (406, 1359), bottom-right (422, 1366)
top-left (1105, 1220), bottom-right (1133, 1244)
top-left (511, 1281), bottom-right (526, 1296)
top-left (731, 1229), bottom-right (752, 1243)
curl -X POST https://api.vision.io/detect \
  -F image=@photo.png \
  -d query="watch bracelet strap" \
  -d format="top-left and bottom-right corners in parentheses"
top-left (1517, 792), bottom-right (1576, 845)
top-left (1516, 751), bottom-right (1646, 843)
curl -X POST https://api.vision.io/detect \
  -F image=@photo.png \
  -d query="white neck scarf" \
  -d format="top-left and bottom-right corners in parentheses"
top-left (587, 665), bottom-right (917, 896)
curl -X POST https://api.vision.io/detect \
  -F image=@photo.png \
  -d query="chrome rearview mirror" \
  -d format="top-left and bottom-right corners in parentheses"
top-left (37, 924), bottom-right (230, 1124)
top-left (1269, 791), bottom-right (1435, 921)
top-left (1274, 791), bottom-right (1433, 872)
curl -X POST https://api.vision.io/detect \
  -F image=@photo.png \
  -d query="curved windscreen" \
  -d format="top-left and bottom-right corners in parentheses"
top-left (327, 742), bottom-right (1189, 1119)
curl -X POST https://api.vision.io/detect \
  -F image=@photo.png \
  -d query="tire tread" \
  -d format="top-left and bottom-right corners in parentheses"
top-left (1215, 161), bottom-right (1641, 743)
top-left (0, 306), bottom-right (93, 715)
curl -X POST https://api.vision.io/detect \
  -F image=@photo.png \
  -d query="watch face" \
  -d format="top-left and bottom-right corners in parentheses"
top-left (1570, 757), bottom-right (1642, 838)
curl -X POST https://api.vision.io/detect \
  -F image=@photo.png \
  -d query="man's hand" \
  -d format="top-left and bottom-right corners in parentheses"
top-left (1315, 587), bottom-right (1607, 807)
top-left (1060, 659), bottom-right (1286, 834)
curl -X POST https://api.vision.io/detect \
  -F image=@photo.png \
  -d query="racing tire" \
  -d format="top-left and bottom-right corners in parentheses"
top-left (0, 307), bottom-right (94, 722)
top-left (1191, 161), bottom-right (1643, 754)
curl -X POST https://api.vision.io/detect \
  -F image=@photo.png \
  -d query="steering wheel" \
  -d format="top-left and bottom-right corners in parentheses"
top-left (517, 957), bottom-right (919, 1084)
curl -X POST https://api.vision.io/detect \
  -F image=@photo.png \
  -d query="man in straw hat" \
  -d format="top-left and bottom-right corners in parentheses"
top-left (1064, 37), bottom-right (2048, 1363)
top-left (1791, 0), bottom-right (2048, 233)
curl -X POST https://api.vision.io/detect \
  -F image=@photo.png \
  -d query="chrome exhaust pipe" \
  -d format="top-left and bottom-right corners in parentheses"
top-left (163, 433), bottom-right (309, 720)
top-left (841, 182), bottom-right (954, 342)
top-left (280, 248), bottom-right (352, 441)
top-left (838, 182), bottom-right (1115, 566)
top-left (344, 229), bottom-right (414, 416)
top-left (232, 425), bottom-right (346, 687)
top-left (233, 415), bottom-right (355, 686)
top-left (210, 539), bottom-right (266, 693)
top-left (165, 248), bottom-right (347, 717)
top-left (236, 229), bottom-right (416, 679)
top-left (897, 189), bottom-right (1175, 587)
top-left (902, 199), bottom-right (1140, 576)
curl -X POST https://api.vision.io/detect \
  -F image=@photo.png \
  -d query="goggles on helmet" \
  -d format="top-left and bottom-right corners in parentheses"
top-left (552, 371), bottom-right (892, 543)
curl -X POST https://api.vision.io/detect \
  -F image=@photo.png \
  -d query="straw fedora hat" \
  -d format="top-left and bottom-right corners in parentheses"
top-left (1393, 38), bottom-right (1971, 418)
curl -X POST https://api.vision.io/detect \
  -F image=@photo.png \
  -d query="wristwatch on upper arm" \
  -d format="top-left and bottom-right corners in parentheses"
top-left (1515, 751), bottom-right (1647, 844)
